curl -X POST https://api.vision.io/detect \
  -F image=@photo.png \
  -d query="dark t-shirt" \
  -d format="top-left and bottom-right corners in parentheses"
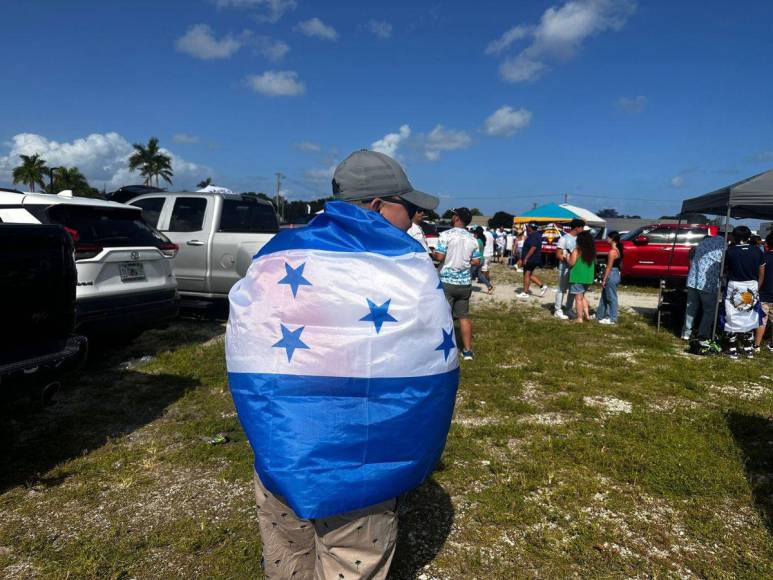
top-left (726, 244), bottom-right (763, 282)
top-left (761, 251), bottom-right (773, 302)
top-left (521, 231), bottom-right (542, 263)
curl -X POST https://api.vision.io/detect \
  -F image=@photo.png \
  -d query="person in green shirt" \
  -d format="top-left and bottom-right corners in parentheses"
top-left (567, 231), bottom-right (597, 323)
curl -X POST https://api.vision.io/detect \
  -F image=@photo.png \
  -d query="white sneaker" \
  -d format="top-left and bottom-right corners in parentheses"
top-left (516, 292), bottom-right (530, 299)
top-left (554, 309), bottom-right (568, 320)
top-left (539, 285), bottom-right (549, 297)
top-left (598, 318), bottom-right (615, 325)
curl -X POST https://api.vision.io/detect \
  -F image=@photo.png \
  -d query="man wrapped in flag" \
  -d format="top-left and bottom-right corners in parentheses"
top-left (226, 150), bottom-right (459, 579)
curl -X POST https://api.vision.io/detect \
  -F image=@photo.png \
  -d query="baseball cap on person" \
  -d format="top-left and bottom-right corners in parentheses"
top-left (451, 207), bottom-right (472, 226)
top-left (332, 149), bottom-right (439, 210)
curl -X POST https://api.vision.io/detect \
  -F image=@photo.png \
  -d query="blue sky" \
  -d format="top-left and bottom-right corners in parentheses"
top-left (2, 0), bottom-right (773, 217)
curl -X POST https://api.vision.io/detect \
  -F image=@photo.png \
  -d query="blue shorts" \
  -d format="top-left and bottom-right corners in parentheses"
top-left (569, 283), bottom-right (589, 295)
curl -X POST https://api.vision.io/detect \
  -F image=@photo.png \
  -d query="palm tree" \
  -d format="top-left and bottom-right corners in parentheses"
top-left (128, 137), bottom-right (174, 187)
top-left (50, 166), bottom-right (90, 194)
top-left (12, 154), bottom-right (48, 192)
top-left (197, 177), bottom-right (213, 188)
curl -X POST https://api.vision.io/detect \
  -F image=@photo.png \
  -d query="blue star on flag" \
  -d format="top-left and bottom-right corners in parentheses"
top-left (436, 279), bottom-right (443, 290)
top-left (278, 262), bottom-right (312, 298)
top-left (435, 328), bottom-right (456, 361)
top-left (272, 324), bottom-right (310, 362)
top-left (360, 299), bottom-right (398, 334)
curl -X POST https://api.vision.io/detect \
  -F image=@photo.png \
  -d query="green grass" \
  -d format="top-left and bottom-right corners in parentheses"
top-left (1, 303), bottom-right (772, 578)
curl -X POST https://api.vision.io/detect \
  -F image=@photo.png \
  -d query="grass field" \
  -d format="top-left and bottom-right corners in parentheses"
top-left (2, 292), bottom-right (772, 578)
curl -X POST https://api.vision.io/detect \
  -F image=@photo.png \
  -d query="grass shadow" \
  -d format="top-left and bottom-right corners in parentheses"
top-left (0, 321), bottom-right (217, 493)
top-left (389, 477), bottom-right (454, 579)
top-left (726, 411), bottom-right (773, 534)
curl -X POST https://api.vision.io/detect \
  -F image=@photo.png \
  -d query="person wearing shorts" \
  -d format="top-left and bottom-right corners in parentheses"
top-left (434, 207), bottom-right (481, 360)
top-left (517, 222), bottom-right (548, 298)
top-left (567, 231), bottom-right (597, 323)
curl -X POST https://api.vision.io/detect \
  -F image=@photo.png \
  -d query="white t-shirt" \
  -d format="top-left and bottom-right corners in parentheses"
top-left (407, 222), bottom-right (429, 251)
top-left (506, 233), bottom-right (514, 250)
top-left (436, 227), bottom-right (482, 285)
top-left (483, 230), bottom-right (495, 258)
top-left (557, 233), bottom-right (577, 269)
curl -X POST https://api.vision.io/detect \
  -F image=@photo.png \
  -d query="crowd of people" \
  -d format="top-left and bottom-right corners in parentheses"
top-left (683, 225), bottom-right (773, 359)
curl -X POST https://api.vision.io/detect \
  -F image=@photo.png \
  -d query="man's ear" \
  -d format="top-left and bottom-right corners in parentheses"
top-left (368, 198), bottom-right (384, 212)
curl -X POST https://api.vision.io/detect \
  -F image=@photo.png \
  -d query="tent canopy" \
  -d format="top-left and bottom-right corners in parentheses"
top-left (514, 202), bottom-right (606, 226)
top-left (680, 170), bottom-right (773, 220)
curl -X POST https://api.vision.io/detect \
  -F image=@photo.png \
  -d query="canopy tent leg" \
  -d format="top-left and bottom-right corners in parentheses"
top-left (711, 206), bottom-right (732, 340)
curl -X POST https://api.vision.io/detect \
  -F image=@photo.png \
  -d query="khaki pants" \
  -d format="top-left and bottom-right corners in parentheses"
top-left (254, 472), bottom-right (398, 579)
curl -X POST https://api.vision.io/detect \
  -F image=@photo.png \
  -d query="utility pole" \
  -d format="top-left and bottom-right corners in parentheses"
top-left (275, 172), bottom-right (285, 222)
top-left (564, 193), bottom-right (568, 204)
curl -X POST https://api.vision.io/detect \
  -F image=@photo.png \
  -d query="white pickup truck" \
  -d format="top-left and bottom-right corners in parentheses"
top-left (128, 191), bottom-right (278, 300)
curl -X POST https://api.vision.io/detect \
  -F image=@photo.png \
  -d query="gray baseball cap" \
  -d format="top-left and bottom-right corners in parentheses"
top-left (332, 149), bottom-right (439, 210)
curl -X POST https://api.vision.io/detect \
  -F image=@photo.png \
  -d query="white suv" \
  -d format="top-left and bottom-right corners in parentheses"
top-left (0, 189), bottom-right (179, 334)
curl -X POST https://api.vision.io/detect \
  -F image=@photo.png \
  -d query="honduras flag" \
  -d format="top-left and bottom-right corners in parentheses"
top-left (226, 201), bottom-right (459, 519)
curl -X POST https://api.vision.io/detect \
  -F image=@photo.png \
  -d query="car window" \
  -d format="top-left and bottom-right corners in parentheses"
top-left (46, 205), bottom-right (171, 247)
top-left (218, 199), bottom-right (279, 233)
top-left (677, 227), bottom-right (708, 245)
top-left (419, 221), bottom-right (438, 236)
top-left (621, 226), bottom-right (646, 241)
top-left (645, 227), bottom-right (676, 243)
top-left (168, 197), bottom-right (207, 232)
top-left (131, 197), bottom-right (164, 227)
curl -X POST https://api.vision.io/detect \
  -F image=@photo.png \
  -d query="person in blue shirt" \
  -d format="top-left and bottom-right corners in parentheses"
top-left (681, 234), bottom-right (725, 341)
top-left (754, 232), bottom-right (773, 351)
top-left (517, 222), bottom-right (549, 299)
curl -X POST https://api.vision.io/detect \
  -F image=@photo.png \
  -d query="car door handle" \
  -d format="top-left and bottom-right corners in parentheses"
top-left (187, 240), bottom-right (205, 246)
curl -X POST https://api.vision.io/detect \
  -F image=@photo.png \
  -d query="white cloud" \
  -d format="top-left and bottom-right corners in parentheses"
top-left (0, 132), bottom-right (210, 190)
top-left (245, 70), bottom-right (305, 96)
top-left (295, 141), bottom-right (321, 153)
top-left (371, 125), bottom-right (411, 158)
top-left (296, 17), bottom-right (338, 41)
top-left (304, 164), bottom-right (336, 184)
top-left (367, 19), bottom-right (393, 39)
top-left (488, 0), bottom-right (636, 82)
top-left (616, 95), bottom-right (647, 114)
top-left (671, 175), bottom-right (685, 188)
top-left (421, 125), bottom-right (471, 161)
top-left (176, 24), bottom-right (244, 60)
top-left (172, 133), bottom-right (200, 144)
top-left (485, 25), bottom-right (531, 55)
top-left (255, 36), bottom-right (290, 61)
top-left (484, 106), bottom-right (533, 137)
top-left (214, 0), bottom-right (297, 23)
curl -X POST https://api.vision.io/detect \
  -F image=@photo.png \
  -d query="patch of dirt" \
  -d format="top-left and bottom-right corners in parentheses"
top-left (710, 382), bottom-right (770, 400)
top-left (648, 397), bottom-right (700, 413)
top-left (518, 412), bottom-right (574, 426)
top-left (583, 396), bottom-right (633, 415)
top-left (606, 349), bottom-right (644, 363)
top-left (454, 415), bottom-right (501, 428)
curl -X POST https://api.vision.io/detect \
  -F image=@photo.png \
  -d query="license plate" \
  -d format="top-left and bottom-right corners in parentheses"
top-left (120, 262), bottom-right (146, 282)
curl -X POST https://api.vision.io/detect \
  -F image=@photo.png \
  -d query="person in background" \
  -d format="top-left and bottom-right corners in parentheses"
top-left (482, 227), bottom-right (495, 287)
top-left (723, 225), bottom-right (764, 359)
top-left (596, 231), bottom-right (623, 325)
top-left (472, 227), bottom-right (494, 294)
top-left (406, 207), bottom-right (429, 251)
top-left (567, 231), bottom-right (596, 323)
top-left (681, 233), bottom-right (725, 342)
top-left (514, 227), bottom-right (526, 271)
top-left (517, 222), bottom-right (548, 298)
top-left (750, 234), bottom-right (763, 253)
top-left (495, 228), bottom-right (506, 263)
top-left (754, 232), bottom-right (773, 352)
top-left (435, 208), bottom-right (482, 360)
top-left (506, 229), bottom-right (515, 265)
top-left (553, 219), bottom-right (585, 319)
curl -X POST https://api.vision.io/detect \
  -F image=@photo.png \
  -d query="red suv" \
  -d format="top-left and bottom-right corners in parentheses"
top-left (595, 223), bottom-right (718, 279)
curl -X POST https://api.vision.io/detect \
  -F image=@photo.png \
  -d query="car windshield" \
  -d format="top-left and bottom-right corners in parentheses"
top-left (218, 199), bottom-right (279, 233)
top-left (46, 204), bottom-right (171, 247)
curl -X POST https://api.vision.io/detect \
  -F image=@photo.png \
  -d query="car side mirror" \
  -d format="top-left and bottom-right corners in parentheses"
top-left (633, 235), bottom-right (649, 245)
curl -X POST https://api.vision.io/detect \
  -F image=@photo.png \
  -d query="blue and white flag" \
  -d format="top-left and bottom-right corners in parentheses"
top-left (226, 201), bottom-right (459, 519)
